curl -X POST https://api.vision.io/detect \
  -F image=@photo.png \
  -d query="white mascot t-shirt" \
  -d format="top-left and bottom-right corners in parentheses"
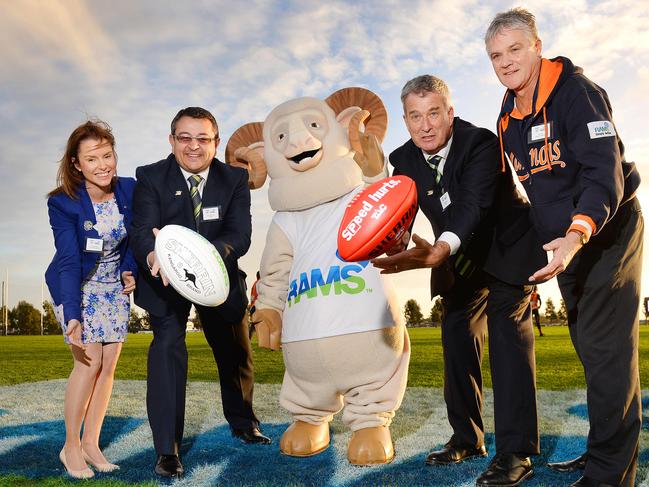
top-left (273, 187), bottom-right (400, 343)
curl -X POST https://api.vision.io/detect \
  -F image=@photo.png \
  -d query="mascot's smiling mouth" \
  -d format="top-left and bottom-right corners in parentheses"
top-left (290, 148), bottom-right (321, 163)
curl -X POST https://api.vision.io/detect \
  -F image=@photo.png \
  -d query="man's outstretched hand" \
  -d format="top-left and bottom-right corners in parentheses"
top-left (371, 234), bottom-right (450, 274)
top-left (529, 232), bottom-right (583, 282)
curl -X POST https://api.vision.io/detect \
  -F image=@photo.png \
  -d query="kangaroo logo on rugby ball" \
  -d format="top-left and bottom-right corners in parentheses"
top-left (155, 225), bottom-right (230, 307)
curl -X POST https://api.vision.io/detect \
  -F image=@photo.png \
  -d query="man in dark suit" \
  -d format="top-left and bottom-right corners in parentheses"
top-left (130, 107), bottom-right (270, 479)
top-left (373, 76), bottom-right (546, 487)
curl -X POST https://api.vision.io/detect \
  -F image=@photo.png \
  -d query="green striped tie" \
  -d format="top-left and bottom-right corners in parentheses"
top-left (188, 174), bottom-right (203, 227)
top-left (426, 155), bottom-right (443, 184)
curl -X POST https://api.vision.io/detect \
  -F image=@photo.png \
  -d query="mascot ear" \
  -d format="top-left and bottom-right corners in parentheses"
top-left (336, 106), bottom-right (362, 129)
top-left (225, 122), bottom-right (267, 189)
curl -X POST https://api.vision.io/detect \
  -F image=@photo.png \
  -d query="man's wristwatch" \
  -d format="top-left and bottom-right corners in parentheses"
top-left (568, 229), bottom-right (587, 246)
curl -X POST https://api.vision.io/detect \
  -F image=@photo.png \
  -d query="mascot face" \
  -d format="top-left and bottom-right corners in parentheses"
top-left (225, 87), bottom-right (387, 212)
top-left (263, 97), bottom-right (352, 178)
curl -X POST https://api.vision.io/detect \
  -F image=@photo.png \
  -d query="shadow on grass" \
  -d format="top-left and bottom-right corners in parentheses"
top-left (0, 416), bottom-right (645, 486)
top-left (1, 390), bottom-right (648, 486)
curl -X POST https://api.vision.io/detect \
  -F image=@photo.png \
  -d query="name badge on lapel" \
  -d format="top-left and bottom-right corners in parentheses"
top-left (202, 206), bottom-right (221, 221)
top-left (85, 237), bottom-right (104, 253)
top-left (528, 122), bottom-right (553, 144)
top-left (440, 192), bottom-right (451, 211)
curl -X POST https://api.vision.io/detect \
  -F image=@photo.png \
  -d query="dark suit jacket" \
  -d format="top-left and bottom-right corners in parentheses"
top-left (46, 177), bottom-right (137, 324)
top-left (130, 154), bottom-right (251, 321)
top-left (389, 117), bottom-right (546, 294)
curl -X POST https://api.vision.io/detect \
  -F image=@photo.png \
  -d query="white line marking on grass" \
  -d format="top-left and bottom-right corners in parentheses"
top-left (172, 460), bottom-right (230, 487)
top-left (326, 402), bottom-right (449, 487)
top-left (0, 381), bottom-right (646, 485)
top-left (538, 390), bottom-right (589, 462)
top-left (101, 421), bottom-right (153, 463)
top-left (0, 435), bottom-right (40, 455)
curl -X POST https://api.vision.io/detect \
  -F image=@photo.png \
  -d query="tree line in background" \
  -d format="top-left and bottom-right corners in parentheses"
top-left (0, 296), bottom-right (646, 334)
top-left (404, 296), bottom-right (572, 327)
top-left (0, 301), bottom-right (161, 336)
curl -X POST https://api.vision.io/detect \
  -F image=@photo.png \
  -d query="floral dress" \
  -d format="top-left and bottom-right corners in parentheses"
top-left (55, 198), bottom-right (129, 344)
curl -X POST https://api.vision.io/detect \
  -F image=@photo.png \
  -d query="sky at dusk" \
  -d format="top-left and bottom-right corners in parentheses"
top-left (1, 0), bottom-right (648, 316)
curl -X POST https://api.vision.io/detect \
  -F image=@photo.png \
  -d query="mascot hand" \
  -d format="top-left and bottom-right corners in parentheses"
top-left (349, 110), bottom-right (385, 178)
top-left (233, 146), bottom-right (267, 189)
top-left (253, 308), bottom-right (282, 351)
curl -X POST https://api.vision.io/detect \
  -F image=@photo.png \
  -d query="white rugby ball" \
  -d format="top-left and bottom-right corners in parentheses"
top-left (154, 225), bottom-right (230, 307)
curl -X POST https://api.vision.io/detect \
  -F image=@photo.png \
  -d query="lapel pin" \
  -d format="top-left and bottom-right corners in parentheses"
top-left (83, 220), bottom-right (94, 231)
top-left (175, 190), bottom-right (183, 196)
top-left (426, 189), bottom-right (434, 196)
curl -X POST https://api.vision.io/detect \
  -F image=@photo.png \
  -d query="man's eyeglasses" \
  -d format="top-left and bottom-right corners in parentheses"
top-left (173, 134), bottom-right (218, 145)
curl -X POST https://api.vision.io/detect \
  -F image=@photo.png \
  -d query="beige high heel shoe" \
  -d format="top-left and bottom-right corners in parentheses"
top-left (82, 449), bottom-right (120, 472)
top-left (59, 448), bottom-right (94, 479)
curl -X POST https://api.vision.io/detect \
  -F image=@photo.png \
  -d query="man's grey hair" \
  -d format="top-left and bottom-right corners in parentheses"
top-left (484, 7), bottom-right (540, 47)
top-left (400, 75), bottom-right (452, 109)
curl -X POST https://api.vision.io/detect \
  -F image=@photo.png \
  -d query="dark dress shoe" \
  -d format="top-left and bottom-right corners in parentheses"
top-left (154, 454), bottom-right (184, 478)
top-left (547, 452), bottom-right (587, 472)
top-left (570, 476), bottom-right (615, 487)
top-left (425, 442), bottom-right (487, 465)
top-left (231, 426), bottom-right (272, 444)
top-left (476, 453), bottom-right (533, 486)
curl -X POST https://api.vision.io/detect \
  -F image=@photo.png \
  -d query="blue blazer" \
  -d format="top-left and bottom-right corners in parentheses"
top-left (45, 177), bottom-right (138, 325)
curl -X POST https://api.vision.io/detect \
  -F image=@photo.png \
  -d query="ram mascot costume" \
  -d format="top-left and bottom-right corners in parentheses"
top-left (225, 88), bottom-right (410, 465)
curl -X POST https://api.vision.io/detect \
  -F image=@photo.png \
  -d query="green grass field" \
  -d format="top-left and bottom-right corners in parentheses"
top-left (1, 326), bottom-right (648, 487)
top-left (2, 325), bottom-right (648, 390)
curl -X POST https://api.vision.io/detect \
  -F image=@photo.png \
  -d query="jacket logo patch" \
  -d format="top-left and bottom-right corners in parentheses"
top-left (587, 121), bottom-right (616, 139)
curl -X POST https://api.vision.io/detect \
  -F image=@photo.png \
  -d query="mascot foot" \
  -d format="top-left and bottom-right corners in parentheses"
top-left (280, 421), bottom-right (330, 457)
top-left (347, 426), bottom-right (394, 465)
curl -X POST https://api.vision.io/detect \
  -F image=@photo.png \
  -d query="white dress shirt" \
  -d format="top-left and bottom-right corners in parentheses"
top-left (179, 166), bottom-right (210, 197)
top-left (421, 136), bottom-right (461, 256)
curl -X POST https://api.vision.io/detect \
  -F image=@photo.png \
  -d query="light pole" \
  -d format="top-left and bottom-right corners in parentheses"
top-left (4, 269), bottom-right (7, 336)
top-left (40, 276), bottom-right (44, 335)
top-left (1, 280), bottom-right (4, 336)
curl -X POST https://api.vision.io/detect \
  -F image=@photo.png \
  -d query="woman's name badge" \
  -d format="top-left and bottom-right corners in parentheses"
top-left (202, 206), bottom-right (221, 221)
top-left (85, 237), bottom-right (104, 253)
top-left (440, 192), bottom-right (451, 210)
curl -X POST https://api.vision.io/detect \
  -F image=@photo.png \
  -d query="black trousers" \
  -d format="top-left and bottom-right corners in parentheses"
top-left (557, 198), bottom-right (643, 487)
top-left (441, 273), bottom-right (539, 454)
top-left (147, 301), bottom-right (259, 455)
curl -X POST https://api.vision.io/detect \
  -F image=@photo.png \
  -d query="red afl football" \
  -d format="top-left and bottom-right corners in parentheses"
top-left (338, 175), bottom-right (418, 261)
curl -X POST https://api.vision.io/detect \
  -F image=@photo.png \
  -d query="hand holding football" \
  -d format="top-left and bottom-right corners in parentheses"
top-left (154, 225), bottom-right (230, 307)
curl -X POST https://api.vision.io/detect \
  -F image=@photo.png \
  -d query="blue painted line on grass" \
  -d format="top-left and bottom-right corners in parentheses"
top-left (0, 402), bottom-right (647, 486)
top-left (566, 402), bottom-right (588, 420)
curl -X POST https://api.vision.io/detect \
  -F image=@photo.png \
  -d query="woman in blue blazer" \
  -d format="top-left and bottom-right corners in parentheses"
top-left (45, 120), bottom-right (137, 479)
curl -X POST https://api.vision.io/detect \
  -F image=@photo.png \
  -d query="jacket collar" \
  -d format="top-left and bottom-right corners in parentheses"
top-left (496, 57), bottom-right (571, 172)
top-left (76, 183), bottom-right (102, 239)
top-left (500, 57), bottom-right (566, 121)
top-left (76, 177), bottom-right (126, 228)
